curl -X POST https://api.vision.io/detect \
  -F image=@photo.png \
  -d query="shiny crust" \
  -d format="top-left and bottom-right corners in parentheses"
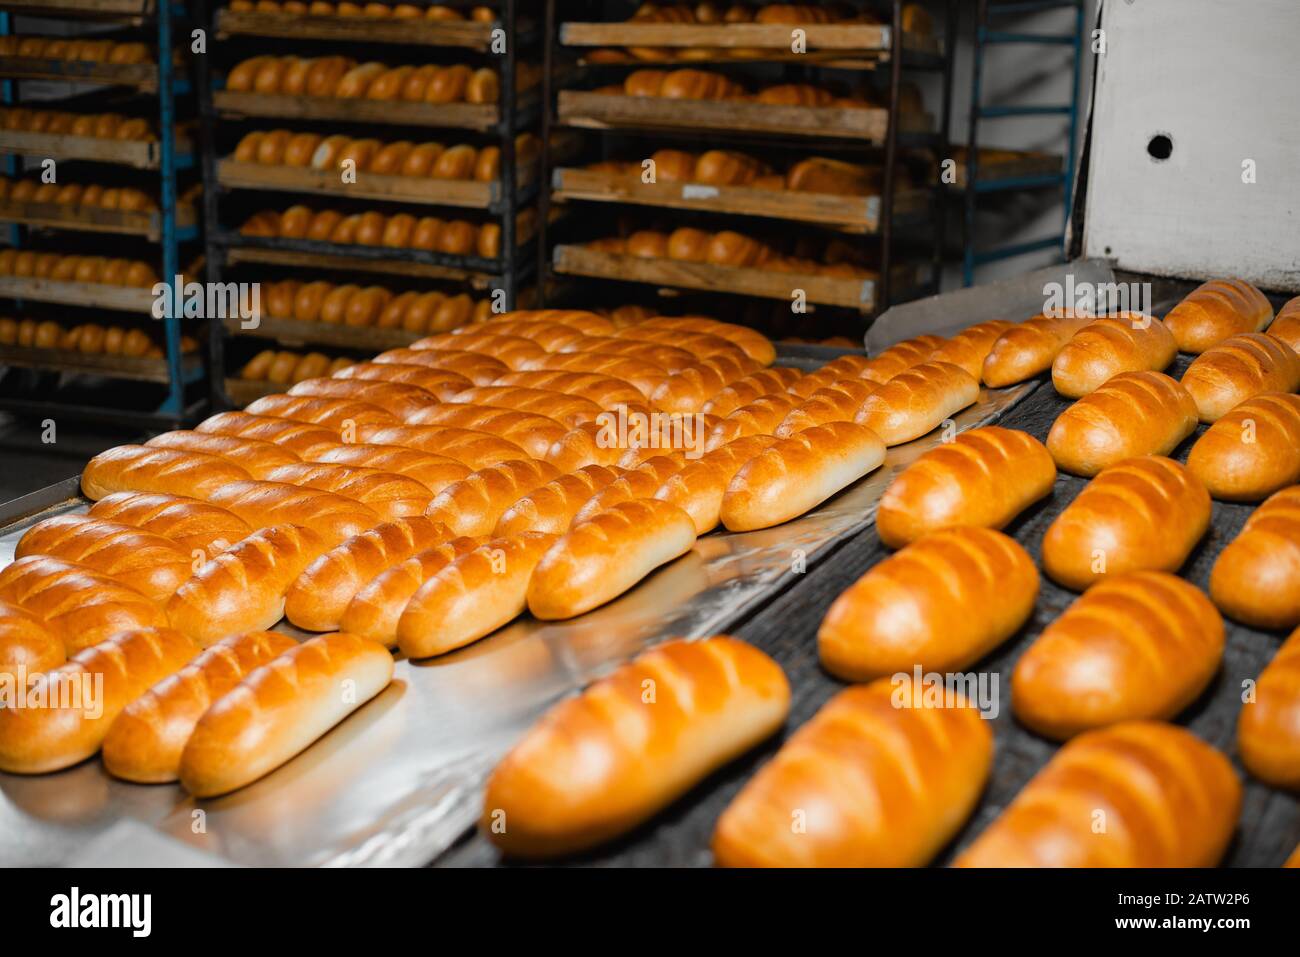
top-left (310, 443), bottom-right (470, 495)
top-left (481, 636), bottom-right (790, 859)
top-left (0, 598), bottom-right (65, 679)
top-left (1237, 624), bottom-right (1300, 789)
top-left (332, 361), bottom-right (474, 399)
top-left (1209, 486), bottom-right (1300, 631)
top-left (1041, 456), bottom-right (1210, 591)
top-left (491, 370), bottom-right (647, 409)
top-left (1269, 298), bottom-right (1300, 352)
top-left (286, 377), bottom-right (441, 422)
top-left (1050, 316), bottom-right (1177, 398)
top-left (637, 316), bottom-right (777, 365)
top-left (775, 378), bottom-right (875, 437)
top-left (819, 527), bottom-right (1038, 681)
top-left (954, 721), bottom-right (1240, 867)
top-left (243, 393), bottom-right (399, 432)
top-left (1012, 572), bottom-right (1224, 739)
top-left (81, 445), bottom-right (253, 501)
top-left (194, 411), bottom-right (340, 459)
top-left (1179, 333), bottom-right (1300, 422)
top-left (1046, 371), bottom-right (1198, 476)
top-left (145, 430), bottom-right (302, 479)
top-left (1164, 277), bottom-right (1273, 353)
top-left (927, 320), bottom-right (1013, 380)
top-left (371, 347), bottom-right (509, 386)
top-left (981, 314), bottom-right (1092, 387)
top-left (701, 367), bottom-right (803, 417)
top-left (207, 480), bottom-right (380, 546)
top-left (853, 361), bottom-right (979, 446)
top-left (405, 403), bottom-right (567, 459)
top-left (423, 459), bottom-right (559, 536)
top-left (654, 435), bottom-right (778, 534)
top-left (263, 461), bottom-right (432, 521)
top-left (495, 465), bottom-right (622, 537)
top-left (713, 678), bottom-right (993, 867)
top-left (449, 385), bottom-right (605, 428)
top-left (87, 491), bottom-right (252, 558)
top-left (359, 424), bottom-right (528, 470)
top-left (876, 426), bottom-right (1056, 548)
top-left (705, 392), bottom-right (802, 451)
top-left (1186, 393), bottom-right (1300, 501)
top-left (570, 454), bottom-right (686, 527)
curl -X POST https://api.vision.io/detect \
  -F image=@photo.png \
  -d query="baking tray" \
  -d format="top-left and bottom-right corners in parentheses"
top-left (441, 352), bottom-right (1300, 868)
top-left (0, 368), bottom-right (1034, 867)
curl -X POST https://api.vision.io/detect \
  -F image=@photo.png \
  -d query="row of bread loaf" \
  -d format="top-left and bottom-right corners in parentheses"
top-left (239, 205), bottom-right (527, 259)
top-left (225, 55), bottom-right (509, 104)
top-left (0, 175), bottom-right (157, 212)
top-left (232, 128), bottom-right (540, 182)
top-left (594, 68), bottom-right (924, 112)
top-left (0, 318), bottom-right (195, 357)
top-left (587, 228), bottom-right (876, 278)
top-left (0, 249), bottom-right (158, 287)
top-left (0, 36), bottom-right (150, 64)
top-left (228, 0), bottom-right (495, 19)
top-left (588, 149), bottom-right (905, 196)
top-left (239, 350), bottom-right (355, 384)
top-left (259, 279), bottom-right (490, 332)
top-left (0, 108), bottom-right (153, 141)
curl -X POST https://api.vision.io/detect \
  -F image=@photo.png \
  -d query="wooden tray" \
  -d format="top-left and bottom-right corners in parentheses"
top-left (557, 90), bottom-right (930, 142)
top-left (0, 0), bottom-right (150, 18)
top-left (0, 277), bottom-right (155, 313)
top-left (222, 244), bottom-right (494, 285)
top-left (0, 197), bottom-right (195, 240)
top-left (553, 245), bottom-right (916, 312)
top-left (0, 345), bottom-right (196, 384)
top-left (213, 91), bottom-right (501, 132)
top-left (0, 130), bottom-right (170, 170)
top-left (0, 56), bottom-right (158, 91)
top-left (560, 21), bottom-right (940, 56)
top-left (215, 9), bottom-right (504, 49)
top-left (217, 159), bottom-right (499, 209)
top-left (949, 150), bottom-right (1064, 189)
top-left (223, 315), bottom-right (420, 352)
top-left (551, 166), bottom-right (928, 233)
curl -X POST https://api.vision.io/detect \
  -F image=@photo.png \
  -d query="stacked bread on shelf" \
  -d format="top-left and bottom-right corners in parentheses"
top-left (0, 318), bottom-right (196, 358)
top-left (227, 1), bottom-right (496, 19)
top-left (586, 226), bottom-right (876, 278)
top-left (0, 175), bottom-right (157, 213)
top-left (239, 350), bottom-right (355, 384)
top-left (0, 36), bottom-right (150, 64)
top-left (258, 279), bottom-right (491, 333)
top-left (0, 107), bottom-right (155, 141)
top-left (0, 249), bottom-right (158, 287)
top-left (232, 129), bottom-right (540, 183)
top-left (588, 148), bottom-right (907, 196)
top-left (239, 205), bottom-right (526, 259)
top-left (596, 67), bottom-right (922, 113)
top-left (225, 55), bottom-right (511, 104)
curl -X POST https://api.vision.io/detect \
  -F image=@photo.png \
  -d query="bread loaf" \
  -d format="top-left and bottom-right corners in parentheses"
top-left (819, 527), bottom-right (1038, 681)
top-left (405, 404), bottom-right (567, 459)
top-left (82, 445), bottom-right (253, 501)
top-left (981, 313), bottom-right (1093, 387)
top-left (494, 465), bottom-right (623, 537)
top-left (653, 436), bottom-right (778, 534)
top-left (1042, 456), bottom-right (1210, 591)
top-left (358, 423), bottom-right (528, 470)
top-left (854, 362), bottom-right (979, 446)
top-left (263, 461), bottom-right (432, 521)
top-left (482, 636), bottom-right (789, 859)
top-left (774, 378), bottom-right (875, 437)
top-left (243, 393), bottom-right (399, 432)
top-left (542, 421), bottom-right (625, 473)
top-left (570, 454), bottom-right (687, 526)
top-left (953, 722), bottom-right (1240, 867)
top-left (282, 516), bottom-right (451, 632)
top-left (334, 361), bottom-right (474, 398)
top-left (195, 411), bottom-right (340, 458)
top-left (373, 347), bottom-right (509, 385)
top-left (1186, 393), bottom-right (1300, 501)
top-left (701, 367), bottom-right (803, 417)
top-left (637, 316), bottom-right (776, 365)
top-left (1180, 333), bottom-right (1300, 422)
top-left (721, 421), bottom-right (885, 531)
top-left (1209, 485), bottom-right (1300, 630)
top-left (416, 459), bottom-right (556, 537)
top-left (88, 491), bottom-right (252, 559)
top-left (527, 499), bottom-right (697, 619)
top-left (1237, 624), bottom-right (1300, 789)
top-left (877, 427), bottom-right (1056, 548)
top-left (1051, 316), bottom-right (1177, 397)
top-left (145, 430), bottom-right (301, 479)
top-left (713, 678), bottom-right (993, 867)
top-left (491, 370), bottom-right (648, 409)
top-left (856, 335), bottom-right (944, 387)
top-left (15, 514), bottom-right (192, 603)
top-left (179, 632), bottom-right (394, 797)
top-left (448, 386), bottom-right (605, 429)
top-left (397, 532), bottom-right (558, 658)
top-left (102, 630), bottom-right (297, 784)
top-left (1269, 297), bottom-right (1300, 353)
top-left (287, 377), bottom-right (441, 422)
top-left (522, 353), bottom-right (668, 401)
top-left (0, 599), bottom-right (65, 680)
top-left (924, 321), bottom-right (1014, 380)
top-left (704, 393), bottom-right (804, 451)
top-left (1046, 371), bottom-right (1198, 476)
top-left (310, 443), bottom-right (469, 495)
top-left (1164, 278), bottom-right (1273, 353)
top-left (1013, 572), bottom-right (1224, 739)
top-left (207, 480), bottom-right (380, 546)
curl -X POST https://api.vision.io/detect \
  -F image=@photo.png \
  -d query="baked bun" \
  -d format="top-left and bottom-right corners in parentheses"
top-left (1237, 624), bottom-right (1300, 789)
top-left (1179, 333), bottom-right (1300, 423)
top-left (1164, 277), bottom-right (1273, 353)
top-left (1051, 315), bottom-right (1177, 397)
top-left (1186, 393), bottom-right (1300, 501)
top-left (1208, 485), bottom-right (1300, 631)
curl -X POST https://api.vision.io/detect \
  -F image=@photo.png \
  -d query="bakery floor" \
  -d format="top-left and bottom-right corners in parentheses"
top-left (442, 353), bottom-right (1300, 868)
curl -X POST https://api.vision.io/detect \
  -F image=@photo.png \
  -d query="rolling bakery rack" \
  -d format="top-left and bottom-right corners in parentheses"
top-left (536, 0), bottom-right (957, 338)
top-left (0, 0), bottom-right (205, 430)
top-left (194, 0), bottom-right (541, 408)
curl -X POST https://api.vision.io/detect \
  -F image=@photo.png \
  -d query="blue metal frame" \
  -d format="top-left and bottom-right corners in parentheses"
top-left (961, 0), bottom-right (1086, 286)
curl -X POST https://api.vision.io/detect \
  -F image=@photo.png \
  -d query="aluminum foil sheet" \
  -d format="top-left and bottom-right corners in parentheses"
top-left (0, 382), bottom-right (1035, 867)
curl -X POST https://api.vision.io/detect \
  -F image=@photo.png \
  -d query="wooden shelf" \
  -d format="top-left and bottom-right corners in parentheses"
top-left (0, 197), bottom-right (194, 240)
top-left (215, 9), bottom-right (505, 50)
top-left (0, 129), bottom-right (190, 170)
top-left (217, 159), bottom-right (497, 209)
top-left (0, 56), bottom-right (160, 92)
top-left (223, 315), bottom-right (420, 352)
top-left (213, 90), bottom-right (501, 132)
top-left (0, 345), bottom-right (197, 384)
top-left (551, 166), bottom-right (929, 233)
top-left (0, 0), bottom-right (151, 19)
top-left (949, 150), bottom-right (1063, 189)
top-left (222, 242), bottom-right (494, 285)
top-left (225, 377), bottom-right (281, 406)
top-left (553, 245), bottom-right (919, 312)
top-left (0, 277), bottom-right (155, 313)
top-left (560, 21), bottom-right (940, 56)
top-left (557, 91), bottom-right (930, 143)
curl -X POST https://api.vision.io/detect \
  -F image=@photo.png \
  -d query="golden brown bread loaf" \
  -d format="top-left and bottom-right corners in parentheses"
top-left (853, 362), bottom-right (979, 446)
top-left (196, 411), bottom-right (341, 458)
top-left (1208, 485), bottom-right (1300, 631)
top-left (1179, 333), bottom-right (1300, 422)
top-left (784, 355), bottom-right (875, 399)
top-left (448, 385), bottom-right (605, 428)
top-left (310, 443), bottom-right (470, 495)
top-left (819, 527), bottom-right (1038, 681)
top-left (282, 516), bottom-right (451, 631)
top-left (876, 426), bottom-right (1056, 548)
top-left (81, 445), bottom-right (253, 501)
top-left (206, 480), bottom-right (380, 546)
top-left (720, 421), bottom-right (885, 531)
top-left (1237, 624), bottom-right (1300, 789)
top-left (243, 393), bottom-right (399, 432)
top-left (405, 404), bottom-right (567, 460)
top-left (0, 627), bottom-right (198, 774)
top-left (102, 630), bottom-right (297, 784)
top-left (359, 423), bottom-right (528, 470)
top-left (422, 459), bottom-right (558, 536)
top-left (636, 316), bottom-right (776, 365)
top-left (713, 677), bottom-right (994, 868)
top-left (982, 312), bottom-right (1092, 388)
top-left (954, 721), bottom-right (1240, 867)
top-left (542, 420), bottom-right (626, 473)
top-left (1045, 371), bottom-right (1198, 476)
top-left (856, 335), bottom-right (945, 387)
top-left (286, 377), bottom-right (441, 422)
top-left (1185, 393), bottom-right (1300, 501)
top-left (0, 598), bottom-right (65, 680)
top-left (773, 378), bottom-right (875, 436)
top-left (926, 321), bottom-right (1014, 380)
top-left (179, 632), bottom-right (394, 797)
top-left (705, 392), bottom-right (803, 450)
top-left (14, 514), bottom-right (192, 603)
top-left (263, 461), bottom-right (432, 521)
top-left (527, 498), bottom-right (697, 619)
top-left (1270, 297), bottom-right (1300, 353)
top-left (1041, 456), bottom-right (1210, 591)
top-left (652, 435), bottom-right (778, 534)
top-left (1164, 277), bottom-right (1273, 353)
top-left (523, 352), bottom-right (668, 401)
top-left (1051, 315), bottom-right (1177, 398)
top-left (88, 491), bottom-right (252, 559)
top-left (700, 367), bottom-right (803, 417)
top-left (333, 361), bottom-right (475, 398)
top-left (491, 370), bottom-right (648, 410)
top-left (145, 430), bottom-right (302, 480)
top-left (481, 636), bottom-right (790, 859)
top-left (397, 532), bottom-right (558, 658)
top-left (1012, 572), bottom-right (1224, 740)
top-left (493, 465), bottom-right (623, 537)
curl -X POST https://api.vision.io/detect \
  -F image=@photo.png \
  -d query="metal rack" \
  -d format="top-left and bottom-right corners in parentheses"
top-left (958, 0), bottom-right (1086, 286)
top-left (0, 0), bottom-right (204, 429)
top-left (194, 0), bottom-right (538, 409)
top-left (535, 0), bottom-right (958, 334)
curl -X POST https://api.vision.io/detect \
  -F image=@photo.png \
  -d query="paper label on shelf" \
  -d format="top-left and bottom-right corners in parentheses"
top-left (681, 184), bottom-right (719, 200)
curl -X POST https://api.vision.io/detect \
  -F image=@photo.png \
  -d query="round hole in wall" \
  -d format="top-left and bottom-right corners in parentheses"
top-left (1147, 134), bottom-right (1173, 161)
